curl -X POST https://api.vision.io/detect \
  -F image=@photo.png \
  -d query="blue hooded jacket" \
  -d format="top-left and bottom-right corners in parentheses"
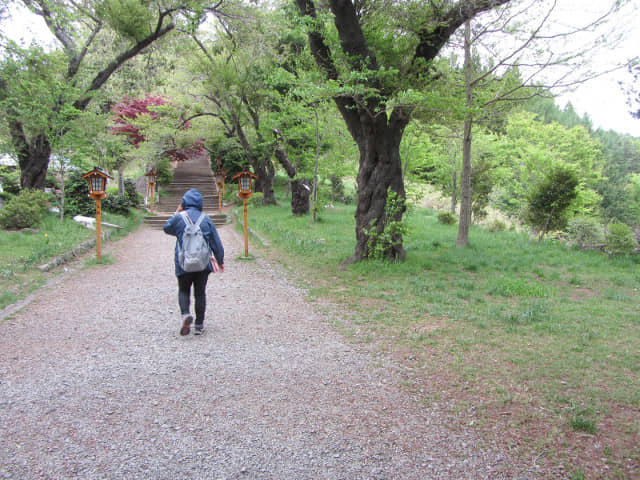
top-left (163, 189), bottom-right (224, 276)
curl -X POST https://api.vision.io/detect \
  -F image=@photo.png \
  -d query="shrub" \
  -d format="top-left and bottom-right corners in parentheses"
top-left (364, 189), bottom-right (408, 260)
top-left (124, 178), bottom-right (141, 207)
top-left (604, 222), bottom-right (637, 256)
top-left (523, 165), bottom-right (579, 240)
top-left (103, 194), bottom-right (131, 215)
top-left (63, 170), bottom-right (94, 217)
top-left (0, 189), bottom-right (53, 229)
top-left (437, 211), bottom-right (457, 225)
top-left (248, 192), bottom-right (264, 207)
top-left (0, 166), bottom-right (21, 196)
top-left (486, 219), bottom-right (507, 232)
top-left (566, 217), bottom-right (605, 250)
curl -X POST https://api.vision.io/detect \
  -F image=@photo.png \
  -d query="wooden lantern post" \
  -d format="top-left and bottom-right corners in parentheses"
top-left (81, 167), bottom-right (113, 261)
top-left (145, 167), bottom-right (158, 213)
top-left (232, 170), bottom-right (258, 258)
top-left (215, 169), bottom-right (226, 212)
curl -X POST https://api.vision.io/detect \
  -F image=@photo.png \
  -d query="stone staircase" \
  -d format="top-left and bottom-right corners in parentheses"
top-left (143, 152), bottom-right (230, 229)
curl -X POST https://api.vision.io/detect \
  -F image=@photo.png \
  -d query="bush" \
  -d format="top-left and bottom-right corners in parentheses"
top-left (0, 166), bottom-right (21, 196)
top-left (437, 211), bottom-right (457, 225)
top-left (486, 219), bottom-right (507, 232)
top-left (63, 170), bottom-right (94, 217)
top-left (124, 178), bottom-right (141, 207)
top-left (103, 194), bottom-right (131, 215)
top-left (248, 192), bottom-right (264, 207)
top-left (604, 222), bottom-right (637, 256)
top-left (567, 217), bottom-right (605, 250)
top-left (0, 189), bottom-right (53, 229)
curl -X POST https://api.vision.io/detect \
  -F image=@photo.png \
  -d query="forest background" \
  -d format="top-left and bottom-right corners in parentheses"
top-left (0, 1), bottom-right (640, 479)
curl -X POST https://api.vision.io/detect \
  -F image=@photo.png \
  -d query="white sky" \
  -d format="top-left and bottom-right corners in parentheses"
top-left (1, 0), bottom-right (639, 137)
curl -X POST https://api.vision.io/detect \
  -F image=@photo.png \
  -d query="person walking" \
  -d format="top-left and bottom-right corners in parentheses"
top-left (164, 188), bottom-right (224, 336)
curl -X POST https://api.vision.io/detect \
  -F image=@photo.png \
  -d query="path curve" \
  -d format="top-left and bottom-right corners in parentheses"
top-left (0, 225), bottom-right (531, 479)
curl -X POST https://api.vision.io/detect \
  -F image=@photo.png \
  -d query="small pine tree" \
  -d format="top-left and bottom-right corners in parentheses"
top-left (524, 166), bottom-right (579, 241)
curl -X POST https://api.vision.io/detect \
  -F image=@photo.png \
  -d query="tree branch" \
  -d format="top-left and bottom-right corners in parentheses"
top-left (413, 0), bottom-right (511, 64)
top-left (74, 12), bottom-right (176, 110)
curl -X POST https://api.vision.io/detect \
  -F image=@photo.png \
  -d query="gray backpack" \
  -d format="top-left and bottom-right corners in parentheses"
top-left (178, 211), bottom-right (211, 272)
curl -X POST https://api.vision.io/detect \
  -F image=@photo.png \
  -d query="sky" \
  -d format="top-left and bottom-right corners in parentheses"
top-left (550, 0), bottom-right (640, 136)
top-left (1, 0), bottom-right (639, 137)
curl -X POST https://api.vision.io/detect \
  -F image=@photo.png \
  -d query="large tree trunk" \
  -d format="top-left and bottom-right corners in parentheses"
top-left (252, 157), bottom-right (276, 205)
top-left (296, 0), bottom-right (509, 261)
top-left (273, 141), bottom-right (310, 215)
top-left (10, 116), bottom-right (51, 190)
top-left (349, 113), bottom-right (408, 263)
top-left (291, 179), bottom-right (311, 215)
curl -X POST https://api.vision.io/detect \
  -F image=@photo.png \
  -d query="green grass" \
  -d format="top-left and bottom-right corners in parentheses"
top-left (0, 210), bottom-right (143, 310)
top-left (247, 197), bottom-right (640, 476)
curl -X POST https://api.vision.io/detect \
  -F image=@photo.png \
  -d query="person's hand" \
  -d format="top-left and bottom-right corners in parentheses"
top-left (219, 264), bottom-right (224, 272)
top-left (175, 204), bottom-right (183, 213)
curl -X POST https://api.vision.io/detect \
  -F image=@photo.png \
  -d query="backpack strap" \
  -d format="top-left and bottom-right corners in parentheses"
top-left (194, 212), bottom-right (206, 227)
top-left (179, 210), bottom-right (193, 226)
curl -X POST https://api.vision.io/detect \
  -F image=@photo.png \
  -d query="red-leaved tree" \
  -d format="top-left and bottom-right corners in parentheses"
top-left (111, 95), bottom-right (205, 162)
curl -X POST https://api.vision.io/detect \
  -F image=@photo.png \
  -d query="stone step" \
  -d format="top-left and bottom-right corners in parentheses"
top-left (144, 213), bottom-right (231, 229)
top-left (144, 152), bottom-right (230, 228)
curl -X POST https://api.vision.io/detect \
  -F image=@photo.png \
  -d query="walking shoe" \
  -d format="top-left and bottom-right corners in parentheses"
top-left (194, 325), bottom-right (204, 335)
top-left (180, 315), bottom-right (193, 336)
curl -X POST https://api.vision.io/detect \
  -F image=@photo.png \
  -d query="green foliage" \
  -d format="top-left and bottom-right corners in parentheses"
top-left (569, 410), bottom-right (598, 434)
top-left (156, 157), bottom-right (173, 185)
top-left (566, 217), bottom-right (605, 250)
top-left (486, 219), bottom-right (507, 232)
top-left (364, 189), bottom-right (408, 261)
top-left (437, 211), bottom-right (457, 225)
top-left (62, 170), bottom-right (94, 217)
top-left (101, 177), bottom-right (141, 215)
top-left (0, 166), bottom-right (20, 196)
top-left (471, 155), bottom-right (495, 222)
top-left (97, 0), bottom-right (153, 42)
top-left (123, 178), bottom-right (141, 207)
top-left (103, 194), bottom-right (130, 215)
top-left (523, 166), bottom-right (579, 239)
top-left (604, 222), bottom-right (637, 257)
top-left (248, 192), bottom-right (264, 207)
top-left (0, 189), bottom-right (53, 229)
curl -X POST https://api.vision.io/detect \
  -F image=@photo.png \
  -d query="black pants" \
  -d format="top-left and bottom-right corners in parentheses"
top-left (177, 270), bottom-right (209, 325)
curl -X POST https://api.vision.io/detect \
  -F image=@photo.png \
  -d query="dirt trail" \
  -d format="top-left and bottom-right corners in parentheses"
top-left (0, 225), bottom-right (536, 479)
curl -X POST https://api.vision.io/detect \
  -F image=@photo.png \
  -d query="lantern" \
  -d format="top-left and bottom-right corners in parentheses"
top-left (82, 167), bottom-right (112, 200)
top-left (214, 169), bottom-right (226, 211)
top-left (145, 167), bottom-right (158, 213)
top-left (231, 170), bottom-right (258, 257)
top-left (81, 167), bottom-right (113, 261)
top-left (232, 170), bottom-right (257, 199)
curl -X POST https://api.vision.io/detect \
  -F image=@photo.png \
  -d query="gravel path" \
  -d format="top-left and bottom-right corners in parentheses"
top-left (0, 225), bottom-right (534, 479)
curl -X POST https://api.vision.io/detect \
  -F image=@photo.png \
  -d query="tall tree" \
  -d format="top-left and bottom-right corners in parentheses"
top-left (451, 0), bottom-right (626, 246)
top-left (0, 0), bottom-right (219, 190)
top-left (296, 0), bottom-right (510, 262)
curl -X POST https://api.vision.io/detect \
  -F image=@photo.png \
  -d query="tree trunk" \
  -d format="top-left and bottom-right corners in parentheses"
top-left (457, 20), bottom-right (473, 248)
top-left (17, 132), bottom-right (51, 190)
top-left (274, 142), bottom-right (310, 215)
top-left (451, 170), bottom-right (458, 214)
top-left (349, 113), bottom-right (408, 263)
top-left (291, 179), bottom-right (311, 215)
top-left (252, 157), bottom-right (276, 205)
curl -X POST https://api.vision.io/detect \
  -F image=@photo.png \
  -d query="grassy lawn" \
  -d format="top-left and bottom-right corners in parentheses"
top-left (0, 210), bottom-right (143, 311)
top-left (247, 198), bottom-right (640, 480)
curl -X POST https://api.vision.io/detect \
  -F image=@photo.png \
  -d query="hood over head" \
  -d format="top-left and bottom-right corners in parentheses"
top-left (181, 189), bottom-right (203, 211)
